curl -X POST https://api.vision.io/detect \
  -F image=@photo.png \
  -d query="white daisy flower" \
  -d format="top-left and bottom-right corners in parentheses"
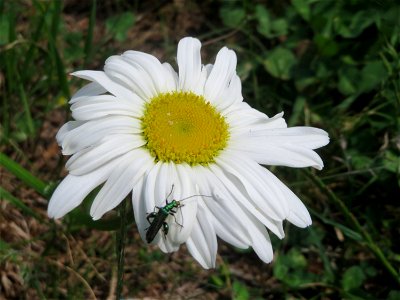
top-left (48, 37), bottom-right (329, 269)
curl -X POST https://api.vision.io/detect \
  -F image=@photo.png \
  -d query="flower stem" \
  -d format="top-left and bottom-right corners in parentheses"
top-left (116, 198), bottom-right (128, 299)
top-left (304, 169), bottom-right (400, 285)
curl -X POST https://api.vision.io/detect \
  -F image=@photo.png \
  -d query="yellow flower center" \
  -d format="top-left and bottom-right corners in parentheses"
top-left (141, 91), bottom-right (229, 165)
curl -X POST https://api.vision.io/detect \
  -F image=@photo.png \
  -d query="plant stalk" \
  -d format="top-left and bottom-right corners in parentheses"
top-left (304, 170), bottom-right (400, 285)
top-left (116, 198), bottom-right (128, 299)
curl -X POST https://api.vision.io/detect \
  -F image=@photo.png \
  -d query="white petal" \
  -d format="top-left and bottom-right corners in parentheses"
top-left (132, 176), bottom-right (148, 241)
top-left (263, 169), bottom-right (312, 227)
top-left (56, 121), bottom-right (85, 145)
top-left (143, 161), bottom-right (161, 219)
top-left (233, 143), bottom-right (326, 170)
top-left (143, 162), bottom-right (180, 252)
top-left (214, 74), bottom-right (243, 112)
top-left (228, 112), bottom-right (287, 136)
top-left (90, 149), bottom-right (153, 220)
top-left (230, 125), bottom-right (329, 170)
top-left (162, 62), bottom-right (178, 90)
top-left (241, 127), bottom-right (329, 149)
top-left (186, 204), bottom-right (217, 269)
top-left (66, 134), bottom-right (145, 175)
top-left (166, 164), bottom-right (198, 245)
top-left (208, 164), bottom-right (285, 238)
top-left (177, 37), bottom-right (204, 93)
top-left (71, 94), bottom-right (142, 120)
top-left (104, 55), bottom-right (157, 100)
top-left (61, 116), bottom-right (142, 155)
top-left (123, 51), bottom-right (176, 93)
top-left (72, 70), bottom-right (143, 106)
top-left (245, 212), bottom-right (274, 263)
top-left (216, 152), bottom-right (289, 221)
top-left (202, 168), bottom-right (274, 263)
top-left (204, 47), bottom-right (237, 106)
top-left (151, 162), bottom-right (180, 252)
top-left (48, 155), bottom-right (119, 219)
top-left (193, 166), bottom-right (252, 247)
top-left (70, 82), bottom-right (107, 103)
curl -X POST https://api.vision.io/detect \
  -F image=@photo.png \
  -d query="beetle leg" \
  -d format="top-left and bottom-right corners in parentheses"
top-left (146, 212), bottom-right (157, 222)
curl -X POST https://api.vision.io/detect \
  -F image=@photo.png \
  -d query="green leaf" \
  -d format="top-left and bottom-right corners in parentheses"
top-left (358, 60), bottom-right (387, 93)
top-left (232, 281), bottom-right (250, 300)
top-left (335, 10), bottom-right (375, 38)
top-left (271, 19), bottom-right (288, 36)
top-left (287, 248), bottom-right (307, 269)
top-left (67, 207), bottom-right (134, 231)
top-left (264, 47), bottom-right (297, 80)
top-left (288, 96), bottom-right (306, 126)
top-left (342, 266), bottom-right (366, 291)
top-left (106, 12), bottom-right (135, 42)
top-left (255, 5), bottom-right (271, 37)
top-left (220, 6), bottom-right (245, 28)
top-left (0, 14), bottom-right (9, 45)
top-left (337, 67), bottom-right (359, 96)
top-left (291, 0), bottom-right (311, 21)
top-left (209, 275), bottom-right (225, 288)
top-left (273, 255), bottom-right (289, 280)
top-left (255, 5), bottom-right (287, 38)
top-left (383, 150), bottom-right (400, 174)
top-left (314, 34), bottom-right (338, 57)
top-left (388, 291), bottom-right (400, 300)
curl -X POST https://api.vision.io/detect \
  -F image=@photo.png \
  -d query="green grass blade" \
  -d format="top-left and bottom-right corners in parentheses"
top-left (0, 187), bottom-right (41, 220)
top-left (0, 153), bottom-right (47, 196)
top-left (17, 75), bottom-right (35, 135)
top-left (84, 0), bottom-right (96, 65)
top-left (22, 1), bottom-right (48, 80)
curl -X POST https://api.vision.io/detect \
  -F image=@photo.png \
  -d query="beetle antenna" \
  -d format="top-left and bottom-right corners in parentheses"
top-left (165, 184), bottom-right (175, 202)
top-left (179, 194), bottom-right (214, 202)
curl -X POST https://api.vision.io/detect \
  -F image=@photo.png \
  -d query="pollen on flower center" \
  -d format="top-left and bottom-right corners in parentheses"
top-left (141, 91), bottom-right (229, 165)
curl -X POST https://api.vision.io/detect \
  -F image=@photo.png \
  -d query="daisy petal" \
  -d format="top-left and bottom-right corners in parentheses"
top-left (235, 143), bottom-right (326, 170)
top-left (205, 47), bottom-right (237, 106)
top-left (132, 177), bottom-right (147, 241)
top-left (243, 127), bottom-right (329, 149)
top-left (206, 165), bottom-right (285, 238)
top-left (263, 169), bottom-right (312, 227)
top-left (71, 94), bottom-right (142, 120)
top-left (193, 167), bottom-right (251, 247)
top-left (167, 164), bottom-right (198, 245)
top-left (162, 62), bottom-right (178, 90)
top-left (209, 178), bottom-right (274, 263)
top-left (143, 162), bottom-right (181, 252)
top-left (215, 74), bottom-right (243, 112)
top-left (61, 116), bottom-right (142, 155)
top-left (228, 112), bottom-right (287, 136)
top-left (72, 70), bottom-right (143, 106)
top-left (56, 120), bottom-right (85, 145)
top-left (66, 134), bottom-right (145, 175)
top-left (48, 156), bottom-right (118, 219)
top-left (104, 55), bottom-right (157, 100)
top-left (246, 213), bottom-right (274, 263)
top-left (216, 153), bottom-right (289, 221)
top-left (123, 51), bottom-right (176, 93)
top-left (90, 150), bottom-right (153, 220)
top-left (186, 204), bottom-right (217, 269)
top-left (70, 82), bottom-right (106, 103)
top-left (177, 37), bottom-right (204, 93)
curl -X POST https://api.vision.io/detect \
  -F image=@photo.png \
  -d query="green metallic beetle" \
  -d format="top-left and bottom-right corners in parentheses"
top-left (145, 185), bottom-right (212, 243)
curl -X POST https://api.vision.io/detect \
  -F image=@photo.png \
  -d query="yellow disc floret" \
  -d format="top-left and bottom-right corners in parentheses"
top-left (141, 91), bottom-right (229, 165)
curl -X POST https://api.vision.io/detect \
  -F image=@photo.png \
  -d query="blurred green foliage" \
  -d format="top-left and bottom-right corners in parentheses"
top-left (1, 0), bottom-right (399, 299)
